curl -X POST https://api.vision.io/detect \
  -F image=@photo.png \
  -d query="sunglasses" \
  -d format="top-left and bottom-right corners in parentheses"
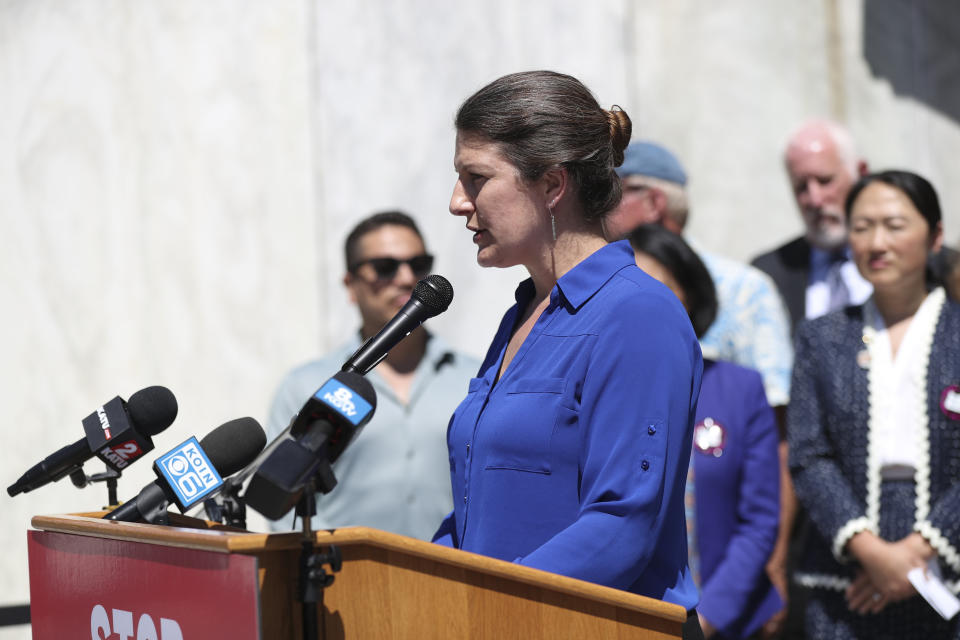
top-left (349, 254), bottom-right (435, 281)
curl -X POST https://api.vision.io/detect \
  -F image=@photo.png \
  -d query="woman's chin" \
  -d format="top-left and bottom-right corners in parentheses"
top-left (868, 270), bottom-right (923, 293)
top-left (476, 247), bottom-right (501, 268)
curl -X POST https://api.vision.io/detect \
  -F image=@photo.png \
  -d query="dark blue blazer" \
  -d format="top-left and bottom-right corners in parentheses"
top-left (694, 359), bottom-right (784, 638)
top-left (788, 296), bottom-right (960, 588)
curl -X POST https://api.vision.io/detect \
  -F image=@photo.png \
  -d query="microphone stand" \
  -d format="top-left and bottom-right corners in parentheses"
top-left (203, 477), bottom-right (248, 529)
top-left (69, 464), bottom-right (121, 506)
top-left (296, 460), bottom-right (341, 640)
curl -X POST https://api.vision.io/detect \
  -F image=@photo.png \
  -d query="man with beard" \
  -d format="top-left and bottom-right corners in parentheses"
top-left (753, 120), bottom-right (874, 332)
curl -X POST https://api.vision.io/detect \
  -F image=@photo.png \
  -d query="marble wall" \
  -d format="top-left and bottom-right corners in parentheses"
top-left (0, 1), bottom-right (957, 634)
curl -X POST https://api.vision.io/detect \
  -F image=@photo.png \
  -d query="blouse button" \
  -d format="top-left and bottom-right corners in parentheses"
top-left (647, 425), bottom-right (657, 436)
top-left (641, 460), bottom-right (650, 471)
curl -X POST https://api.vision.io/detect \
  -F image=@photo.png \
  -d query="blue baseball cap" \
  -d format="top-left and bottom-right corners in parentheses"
top-left (616, 141), bottom-right (688, 186)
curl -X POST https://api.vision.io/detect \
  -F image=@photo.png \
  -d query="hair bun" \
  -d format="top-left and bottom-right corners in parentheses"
top-left (606, 106), bottom-right (632, 167)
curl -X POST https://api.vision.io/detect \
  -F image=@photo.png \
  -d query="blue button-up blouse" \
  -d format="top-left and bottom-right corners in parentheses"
top-left (433, 240), bottom-right (702, 610)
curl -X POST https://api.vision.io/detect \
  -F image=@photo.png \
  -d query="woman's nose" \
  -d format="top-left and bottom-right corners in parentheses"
top-left (449, 180), bottom-right (472, 217)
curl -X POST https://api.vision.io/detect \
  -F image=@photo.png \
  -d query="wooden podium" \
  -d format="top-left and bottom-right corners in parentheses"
top-left (28, 513), bottom-right (685, 639)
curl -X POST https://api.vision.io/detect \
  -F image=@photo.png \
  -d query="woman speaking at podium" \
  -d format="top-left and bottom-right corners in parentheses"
top-left (432, 70), bottom-right (703, 638)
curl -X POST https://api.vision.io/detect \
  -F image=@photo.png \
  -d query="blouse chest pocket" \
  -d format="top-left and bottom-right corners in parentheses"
top-left (449, 377), bottom-right (489, 471)
top-left (482, 377), bottom-right (571, 474)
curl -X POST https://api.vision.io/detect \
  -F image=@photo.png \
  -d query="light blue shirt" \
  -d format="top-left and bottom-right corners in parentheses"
top-left (696, 247), bottom-right (794, 407)
top-left (434, 241), bottom-right (702, 610)
top-left (266, 333), bottom-right (479, 539)
top-left (805, 247), bottom-right (872, 319)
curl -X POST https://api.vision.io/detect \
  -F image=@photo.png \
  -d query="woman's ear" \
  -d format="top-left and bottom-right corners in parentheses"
top-left (541, 165), bottom-right (568, 208)
top-left (930, 220), bottom-right (944, 253)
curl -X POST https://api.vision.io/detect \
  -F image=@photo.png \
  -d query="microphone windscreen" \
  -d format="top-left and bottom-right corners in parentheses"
top-left (127, 386), bottom-right (179, 436)
top-left (414, 274), bottom-right (453, 316)
top-left (200, 417), bottom-right (267, 477)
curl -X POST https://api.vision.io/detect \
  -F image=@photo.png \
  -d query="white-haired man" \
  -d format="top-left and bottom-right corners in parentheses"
top-left (751, 119), bottom-right (874, 331)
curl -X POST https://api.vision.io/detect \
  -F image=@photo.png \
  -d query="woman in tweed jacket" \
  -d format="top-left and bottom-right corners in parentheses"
top-left (789, 170), bottom-right (960, 639)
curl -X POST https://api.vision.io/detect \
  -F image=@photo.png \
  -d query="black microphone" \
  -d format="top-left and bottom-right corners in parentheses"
top-left (243, 275), bottom-right (454, 520)
top-left (7, 387), bottom-right (178, 497)
top-left (244, 371), bottom-right (377, 520)
top-left (342, 274), bottom-right (454, 375)
top-left (103, 417), bottom-right (266, 524)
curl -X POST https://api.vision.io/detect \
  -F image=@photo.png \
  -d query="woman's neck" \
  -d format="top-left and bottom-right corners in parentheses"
top-left (873, 277), bottom-right (928, 327)
top-left (525, 224), bottom-right (608, 301)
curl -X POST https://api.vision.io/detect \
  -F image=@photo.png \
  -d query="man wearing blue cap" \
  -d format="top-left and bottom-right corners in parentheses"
top-left (606, 141), bottom-right (793, 410)
top-left (606, 141), bottom-right (795, 637)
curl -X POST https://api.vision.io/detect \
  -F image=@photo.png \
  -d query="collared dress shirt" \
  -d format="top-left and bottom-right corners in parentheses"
top-left (805, 247), bottom-right (872, 320)
top-left (266, 333), bottom-right (478, 540)
top-left (433, 240), bottom-right (702, 610)
top-left (694, 245), bottom-right (794, 407)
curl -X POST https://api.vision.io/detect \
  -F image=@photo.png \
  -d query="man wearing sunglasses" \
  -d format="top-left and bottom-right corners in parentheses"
top-left (266, 211), bottom-right (479, 539)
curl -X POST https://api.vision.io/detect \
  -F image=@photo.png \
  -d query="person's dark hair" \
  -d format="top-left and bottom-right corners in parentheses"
top-left (844, 169), bottom-right (942, 231)
top-left (455, 70), bottom-right (632, 222)
top-left (627, 225), bottom-right (718, 338)
top-left (344, 210), bottom-right (424, 271)
top-left (950, 257), bottom-right (960, 302)
top-left (845, 170), bottom-right (945, 289)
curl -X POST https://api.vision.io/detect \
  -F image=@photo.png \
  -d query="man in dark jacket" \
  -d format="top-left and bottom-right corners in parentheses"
top-left (751, 119), bottom-right (872, 334)
top-left (752, 119), bottom-right (957, 334)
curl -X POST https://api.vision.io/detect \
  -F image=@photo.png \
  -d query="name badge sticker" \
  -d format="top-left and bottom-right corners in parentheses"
top-left (940, 385), bottom-right (960, 421)
top-left (694, 417), bottom-right (727, 457)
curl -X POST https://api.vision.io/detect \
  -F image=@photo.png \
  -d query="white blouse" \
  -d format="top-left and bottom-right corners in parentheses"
top-left (863, 288), bottom-right (945, 477)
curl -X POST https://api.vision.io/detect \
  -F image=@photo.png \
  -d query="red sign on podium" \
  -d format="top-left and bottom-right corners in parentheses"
top-left (28, 530), bottom-right (262, 639)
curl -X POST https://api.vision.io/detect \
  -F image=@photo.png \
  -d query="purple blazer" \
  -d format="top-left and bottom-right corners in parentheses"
top-left (693, 359), bottom-right (783, 638)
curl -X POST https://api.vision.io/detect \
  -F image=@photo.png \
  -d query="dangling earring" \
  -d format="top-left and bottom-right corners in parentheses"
top-left (549, 200), bottom-right (559, 242)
